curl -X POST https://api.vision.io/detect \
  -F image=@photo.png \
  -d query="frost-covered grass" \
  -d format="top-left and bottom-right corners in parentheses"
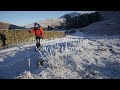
top-left (0, 31), bottom-right (120, 79)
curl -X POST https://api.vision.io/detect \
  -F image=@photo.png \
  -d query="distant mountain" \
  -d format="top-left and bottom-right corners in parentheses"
top-left (60, 11), bottom-right (96, 19)
top-left (0, 22), bottom-right (27, 30)
top-left (60, 12), bottom-right (81, 18)
top-left (24, 12), bottom-right (97, 29)
top-left (24, 12), bottom-right (82, 29)
top-left (80, 11), bottom-right (120, 35)
top-left (24, 18), bottom-right (66, 29)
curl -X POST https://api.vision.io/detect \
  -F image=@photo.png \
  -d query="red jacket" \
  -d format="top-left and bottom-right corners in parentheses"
top-left (31, 26), bottom-right (44, 37)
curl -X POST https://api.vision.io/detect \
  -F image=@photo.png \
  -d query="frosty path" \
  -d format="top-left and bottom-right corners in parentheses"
top-left (0, 31), bottom-right (120, 79)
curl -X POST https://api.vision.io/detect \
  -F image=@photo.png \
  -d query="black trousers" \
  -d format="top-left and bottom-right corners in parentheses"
top-left (36, 36), bottom-right (41, 48)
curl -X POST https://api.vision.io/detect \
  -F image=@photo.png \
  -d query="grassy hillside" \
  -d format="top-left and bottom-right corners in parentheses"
top-left (79, 11), bottom-right (120, 35)
top-left (0, 30), bottom-right (65, 48)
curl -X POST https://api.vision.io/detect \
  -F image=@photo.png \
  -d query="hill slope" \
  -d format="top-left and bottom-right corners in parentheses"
top-left (24, 18), bottom-right (66, 28)
top-left (80, 11), bottom-right (120, 35)
top-left (0, 22), bottom-right (27, 30)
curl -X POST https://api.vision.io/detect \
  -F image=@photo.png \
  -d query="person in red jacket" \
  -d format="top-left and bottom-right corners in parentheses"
top-left (30, 22), bottom-right (44, 50)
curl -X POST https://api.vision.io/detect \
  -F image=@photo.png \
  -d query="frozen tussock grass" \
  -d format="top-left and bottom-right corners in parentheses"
top-left (1, 30), bottom-right (120, 79)
top-left (17, 37), bottom-right (120, 79)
